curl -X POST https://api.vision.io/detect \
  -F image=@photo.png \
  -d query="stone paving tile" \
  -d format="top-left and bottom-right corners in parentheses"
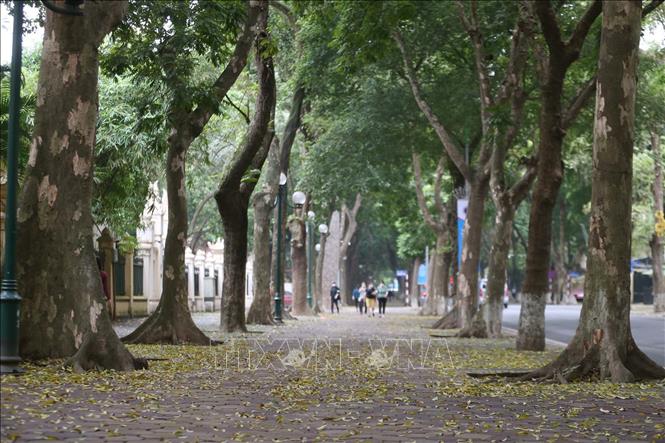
top-left (2, 306), bottom-right (664, 441)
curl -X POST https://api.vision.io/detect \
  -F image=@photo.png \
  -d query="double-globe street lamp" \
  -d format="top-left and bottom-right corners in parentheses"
top-left (273, 173), bottom-right (288, 323)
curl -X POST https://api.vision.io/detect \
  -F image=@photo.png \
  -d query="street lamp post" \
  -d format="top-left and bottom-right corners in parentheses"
top-left (306, 210), bottom-right (315, 308)
top-left (0, 0), bottom-right (24, 374)
top-left (273, 173), bottom-right (288, 323)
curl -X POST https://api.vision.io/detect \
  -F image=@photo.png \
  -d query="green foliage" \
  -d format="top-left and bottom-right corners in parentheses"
top-left (92, 75), bottom-right (169, 235)
top-left (103, 0), bottom-right (246, 112)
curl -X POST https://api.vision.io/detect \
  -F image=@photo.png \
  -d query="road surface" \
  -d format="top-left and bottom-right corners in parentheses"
top-left (502, 304), bottom-right (665, 366)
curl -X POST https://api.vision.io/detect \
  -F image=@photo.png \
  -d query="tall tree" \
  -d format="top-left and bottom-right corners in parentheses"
top-left (338, 193), bottom-right (362, 303)
top-left (16, 1), bottom-right (143, 370)
top-left (246, 136), bottom-right (280, 325)
top-left (524, 0), bottom-right (665, 382)
top-left (411, 153), bottom-right (453, 316)
top-left (516, 0), bottom-right (602, 351)
top-left (651, 131), bottom-right (665, 312)
top-left (216, 2), bottom-right (276, 333)
top-left (118, 0), bottom-right (260, 344)
top-left (395, 0), bottom-right (532, 331)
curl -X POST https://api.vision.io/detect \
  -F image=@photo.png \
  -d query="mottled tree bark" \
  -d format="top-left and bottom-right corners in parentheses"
top-left (396, 3), bottom-right (531, 331)
top-left (247, 137), bottom-right (280, 325)
top-left (651, 131), bottom-right (665, 313)
top-left (524, 0), bottom-right (665, 382)
top-left (339, 194), bottom-right (362, 303)
top-left (217, 3), bottom-right (276, 332)
top-left (124, 0), bottom-right (261, 344)
top-left (313, 230), bottom-right (327, 313)
top-left (289, 212), bottom-right (312, 315)
top-left (517, 0), bottom-right (602, 351)
top-left (16, 1), bottom-right (143, 370)
top-left (412, 153), bottom-right (452, 316)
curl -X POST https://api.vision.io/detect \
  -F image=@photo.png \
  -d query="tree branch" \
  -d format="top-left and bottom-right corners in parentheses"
top-left (392, 29), bottom-right (472, 183)
top-left (189, 191), bottom-right (216, 239)
top-left (643, 0), bottom-right (664, 17)
top-left (412, 152), bottom-right (444, 233)
top-left (188, 1), bottom-right (262, 136)
top-left (563, 0), bottom-right (602, 64)
top-left (532, 0), bottom-right (565, 59)
top-left (225, 94), bottom-right (250, 125)
top-left (561, 75), bottom-right (596, 130)
top-left (508, 157), bottom-right (538, 205)
top-left (217, 2), bottom-right (276, 194)
top-left (433, 156), bottom-right (449, 222)
top-left (456, 0), bottom-right (493, 132)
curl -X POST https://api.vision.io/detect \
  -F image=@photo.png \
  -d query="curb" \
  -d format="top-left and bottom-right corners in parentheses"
top-left (502, 326), bottom-right (568, 349)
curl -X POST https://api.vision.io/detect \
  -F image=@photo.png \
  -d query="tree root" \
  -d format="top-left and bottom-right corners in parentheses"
top-left (122, 308), bottom-right (216, 345)
top-left (431, 307), bottom-right (459, 329)
top-left (247, 307), bottom-right (276, 326)
top-left (457, 312), bottom-right (488, 338)
top-left (67, 332), bottom-right (148, 372)
top-left (518, 343), bottom-right (665, 383)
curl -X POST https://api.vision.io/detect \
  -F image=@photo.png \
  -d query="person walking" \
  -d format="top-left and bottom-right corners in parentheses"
top-left (352, 286), bottom-right (361, 312)
top-left (358, 282), bottom-right (367, 315)
top-left (330, 282), bottom-right (341, 314)
top-left (377, 281), bottom-right (388, 317)
top-left (366, 283), bottom-right (377, 317)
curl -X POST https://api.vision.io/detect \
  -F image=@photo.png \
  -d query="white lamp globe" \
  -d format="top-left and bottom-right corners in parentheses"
top-left (292, 191), bottom-right (306, 206)
top-left (318, 223), bottom-right (328, 234)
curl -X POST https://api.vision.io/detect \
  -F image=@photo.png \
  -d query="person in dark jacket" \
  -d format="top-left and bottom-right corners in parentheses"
top-left (330, 282), bottom-right (341, 314)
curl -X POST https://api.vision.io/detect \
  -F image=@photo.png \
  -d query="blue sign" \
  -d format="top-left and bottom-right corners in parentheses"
top-left (396, 269), bottom-right (408, 277)
top-left (457, 198), bottom-right (468, 268)
top-left (417, 264), bottom-right (427, 285)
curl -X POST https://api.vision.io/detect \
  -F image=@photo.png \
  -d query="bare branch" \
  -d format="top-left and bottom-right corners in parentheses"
top-left (564, 0), bottom-right (602, 64)
top-left (188, 191), bottom-right (216, 240)
top-left (561, 75), bottom-right (596, 130)
top-left (188, 1), bottom-right (261, 136)
top-left (456, 0), bottom-right (493, 131)
top-left (508, 157), bottom-right (538, 205)
top-left (225, 94), bottom-right (251, 125)
top-left (270, 0), bottom-right (297, 30)
top-left (433, 157), bottom-right (449, 222)
top-left (643, 0), bottom-right (664, 17)
top-left (412, 152), bottom-right (444, 233)
top-left (392, 29), bottom-right (472, 182)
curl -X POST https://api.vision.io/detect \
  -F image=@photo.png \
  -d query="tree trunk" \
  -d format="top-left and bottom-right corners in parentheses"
top-left (651, 131), bottom-right (665, 313)
top-left (313, 231), bottom-right (327, 313)
top-left (516, 71), bottom-right (566, 351)
top-left (123, 0), bottom-right (261, 343)
top-left (524, 0), bottom-right (664, 382)
top-left (246, 144), bottom-right (278, 324)
top-left (247, 131), bottom-right (280, 325)
top-left (458, 175), bottom-right (490, 329)
top-left (219, 199), bottom-right (249, 332)
top-left (289, 215), bottom-right (312, 315)
top-left (421, 234), bottom-right (449, 316)
top-left (122, 134), bottom-right (210, 345)
top-left (216, 3), bottom-right (275, 332)
top-left (409, 257), bottom-right (420, 306)
top-left (15, 1), bottom-right (144, 370)
top-left (338, 194), bottom-right (362, 303)
top-left (516, 0), bottom-right (602, 351)
top-left (484, 205), bottom-right (515, 337)
top-left (554, 200), bottom-right (570, 304)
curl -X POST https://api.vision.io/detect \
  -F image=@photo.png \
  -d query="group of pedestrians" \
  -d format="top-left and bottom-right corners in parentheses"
top-left (352, 282), bottom-right (388, 317)
top-left (329, 281), bottom-right (389, 317)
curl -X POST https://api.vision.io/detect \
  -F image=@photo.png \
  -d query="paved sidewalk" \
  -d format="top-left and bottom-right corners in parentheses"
top-left (2, 307), bottom-right (664, 442)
